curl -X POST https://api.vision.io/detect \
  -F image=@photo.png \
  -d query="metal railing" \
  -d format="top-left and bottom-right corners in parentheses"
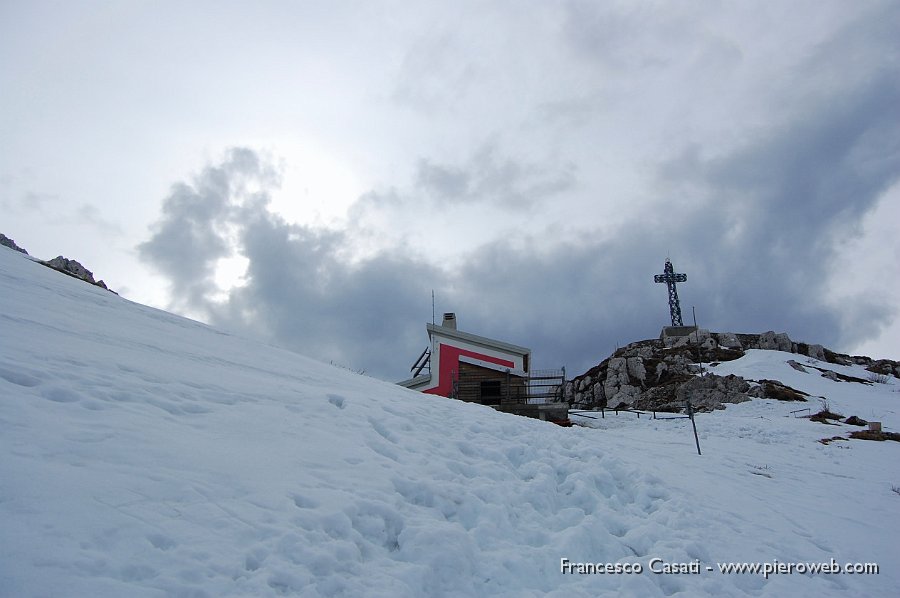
top-left (451, 367), bottom-right (566, 405)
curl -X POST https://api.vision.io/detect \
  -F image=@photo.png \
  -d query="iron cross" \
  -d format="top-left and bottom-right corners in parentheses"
top-left (654, 258), bottom-right (687, 327)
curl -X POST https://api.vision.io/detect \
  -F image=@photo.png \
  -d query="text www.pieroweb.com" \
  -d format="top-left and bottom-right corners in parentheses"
top-left (560, 557), bottom-right (879, 578)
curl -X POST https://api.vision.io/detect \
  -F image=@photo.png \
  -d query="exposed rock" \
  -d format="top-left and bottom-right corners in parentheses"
top-left (787, 360), bottom-right (808, 373)
top-left (567, 329), bottom-right (855, 413)
top-left (631, 382), bottom-right (683, 412)
top-left (774, 333), bottom-right (793, 351)
top-left (758, 380), bottom-right (808, 401)
top-left (0, 233), bottom-right (28, 254)
top-left (754, 331), bottom-right (793, 352)
top-left (824, 348), bottom-right (852, 366)
top-left (659, 326), bottom-right (698, 347)
top-left (626, 357), bottom-right (646, 384)
top-left (562, 381), bottom-right (575, 403)
top-left (604, 357), bottom-right (627, 384)
top-left (664, 328), bottom-right (712, 349)
top-left (802, 365), bottom-right (873, 384)
top-left (665, 353), bottom-right (695, 377)
top-left (591, 381), bottom-right (605, 404)
top-left (849, 429), bottom-right (900, 442)
top-left (611, 384), bottom-right (642, 407)
top-left (747, 384), bottom-right (766, 398)
top-left (40, 255), bottom-right (116, 293)
top-left (654, 361), bottom-right (667, 382)
top-left (603, 358), bottom-right (631, 405)
top-left (806, 344), bottom-right (826, 361)
top-left (675, 374), bottom-right (753, 411)
top-left (578, 375), bottom-right (591, 390)
top-left (46, 256), bottom-right (97, 284)
top-left (568, 325), bottom-right (900, 418)
top-left (716, 332), bottom-right (742, 350)
top-left (755, 331), bottom-right (777, 350)
top-left (866, 360), bottom-right (899, 379)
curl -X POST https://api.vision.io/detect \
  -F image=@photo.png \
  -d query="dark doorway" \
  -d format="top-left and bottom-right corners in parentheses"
top-left (480, 380), bottom-right (502, 405)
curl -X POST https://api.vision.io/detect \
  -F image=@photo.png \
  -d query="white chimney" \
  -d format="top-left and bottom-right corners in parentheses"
top-left (442, 312), bottom-right (457, 330)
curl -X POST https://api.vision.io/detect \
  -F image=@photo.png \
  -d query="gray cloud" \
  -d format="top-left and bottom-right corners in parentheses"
top-left (650, 71), bottom-right (900, 349)
top-left (218, 214), bottom-right (441, 376)
top-left (414, 145), bottom-right (576, 209)
top-left (138, 86), bottom-right (897, 383)
top-left (138, 148), bottom-right (442, 376)
top-left (562, 0), bottom-right (703, 72)
top-left (136, 4), bottom-right (900, 380)
top-left (137, 148), bottom-right (279, 315)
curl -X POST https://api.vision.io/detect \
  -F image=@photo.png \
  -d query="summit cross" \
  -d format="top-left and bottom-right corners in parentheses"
top-left (654, 258), bottom-right (687, 327)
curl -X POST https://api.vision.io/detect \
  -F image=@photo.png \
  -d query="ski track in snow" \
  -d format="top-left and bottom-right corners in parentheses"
top-left (1, 246), bottom-right (898, 597)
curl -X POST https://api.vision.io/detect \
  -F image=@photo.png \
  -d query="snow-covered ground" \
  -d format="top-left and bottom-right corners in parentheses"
top-left (1, 245), bottom-right (897, 597)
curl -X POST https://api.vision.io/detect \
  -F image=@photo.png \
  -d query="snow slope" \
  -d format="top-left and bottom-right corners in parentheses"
top-left (0, 246), bottom-right (897, 597)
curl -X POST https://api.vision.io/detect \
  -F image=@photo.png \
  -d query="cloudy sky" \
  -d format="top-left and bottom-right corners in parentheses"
top-left (2, 0), bottom-right (899, 381)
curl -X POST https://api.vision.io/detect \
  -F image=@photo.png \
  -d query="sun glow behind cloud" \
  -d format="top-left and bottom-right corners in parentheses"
top-left (266, 141), bottom-right (366, 229)
top-left (199, 140), bottom-right (368, 296)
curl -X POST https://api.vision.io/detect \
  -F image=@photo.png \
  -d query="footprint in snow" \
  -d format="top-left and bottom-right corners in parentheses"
top-left (40, 386), bottom-right (82, 403)
top-left (0, 366), bottom-right (42, 387)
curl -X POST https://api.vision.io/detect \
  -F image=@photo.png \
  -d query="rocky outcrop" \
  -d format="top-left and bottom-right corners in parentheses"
top-left (46, 256), bottom-right (98, 283)
top-left (674, 374), bottom-right (758, 411)
top-left (754, 331), bottom-right (793, 352)
top-left (41, 256), bottom-right (115, 293)
top-left (865, 360), bottom-right (900, 380)
top-left (0, 233), bottom-right (28, 254)
top-left (2, 233), bottom-right (116, 293)
top-left (806, 344), bottom-right (826, 361)
top-left (568, 329), bottom-right (897, 413)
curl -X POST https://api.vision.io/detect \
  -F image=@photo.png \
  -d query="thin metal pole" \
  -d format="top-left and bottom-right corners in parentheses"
top-left (687, 400), bottom-right (702, 455)
top-left (692, 306), bottom-right (704, 376)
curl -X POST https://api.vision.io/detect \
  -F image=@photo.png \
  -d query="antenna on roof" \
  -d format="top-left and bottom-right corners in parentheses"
top-left (431, 290), bottom-right (435, 327)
